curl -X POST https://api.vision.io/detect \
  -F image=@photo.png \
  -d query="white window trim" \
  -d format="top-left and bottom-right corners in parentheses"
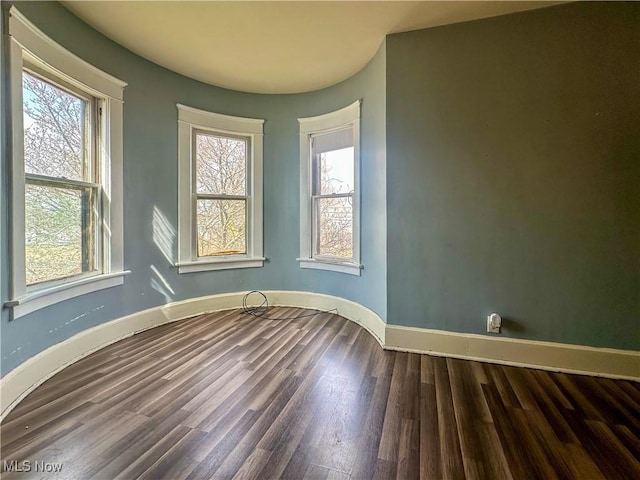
top-left (6, 7), bottom-right (129, 319)
top-left (297, 100), bottom-right (362, 276)
top-left (176, 104), bottom-right (264, 273)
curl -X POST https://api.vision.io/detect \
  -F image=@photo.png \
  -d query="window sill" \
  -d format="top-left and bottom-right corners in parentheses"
top-left (5, 271), bottom-right (131, 319)
top-left (297, 258), bottom-right (363, 276)
top-left (177, 257), bottom-right (265, 273)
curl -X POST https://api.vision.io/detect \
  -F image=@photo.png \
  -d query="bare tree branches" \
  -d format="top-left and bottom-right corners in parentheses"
top-left (315, 149), bottom-right (354, 258)
top-left (195, 134), bottom-right (247, 255)
top-left (23, 72), bottom-right (85, 180)
top-left (23, 72), bottom-right (90, 284)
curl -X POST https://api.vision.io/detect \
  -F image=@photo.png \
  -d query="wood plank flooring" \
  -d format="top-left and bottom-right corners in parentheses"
top-left (1, 307), bottom-right (639, 479)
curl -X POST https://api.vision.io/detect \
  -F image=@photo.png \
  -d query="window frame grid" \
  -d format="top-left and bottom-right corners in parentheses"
top-left (195, 196), bottom-right (249, 258)
top-left (310, 139), bottom-right (355, 262)
top-left (192, 129), bottom-right (251, 258)
top-left (177, 104), bottom-right (264, 273)
top-left (22, 64), bottom-right (96, 181)
top-left (311, 192), bottom-right (354, 262)
top-left (21, 66), bottom-right (105, 288)
top-left (6, 6), bottom-right (128, 319)
top-left (24, 177), bottom-right (100, 287)
top-left (297, 101), bottom-right (362, 276)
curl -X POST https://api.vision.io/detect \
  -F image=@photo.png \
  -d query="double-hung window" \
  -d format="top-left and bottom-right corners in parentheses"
top-left (22, 69), bottom-right (100, 286)
top-left (298, 101), bottom-right (362, 275)
top-left (177, 105), bottom-right (264, 272)
top-left (6, 8), bottom-right (127, 319)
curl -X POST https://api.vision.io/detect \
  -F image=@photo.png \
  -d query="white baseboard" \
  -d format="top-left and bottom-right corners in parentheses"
top-left (2, 291), bottom-right (637, 421)
top-left (263, 290), bottom-right (385, 346)
top-left (0, 291), bottom-right (384, 421)
top-left (386, 325), bottom-right (640, 381)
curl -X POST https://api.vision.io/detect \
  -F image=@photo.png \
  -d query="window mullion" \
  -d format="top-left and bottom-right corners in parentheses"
top-left (196, 193), bottom-right (248, 201)
top-left (298, 101), bottom-right (360, 271)
top-left (26, 173), bottom-right (100, 190)
top-left (7, 6), bottom-right (127, 318)
top-left (193, 131), bottom-right (250, 258)
top-left (312, 193), bottom-right (353, 200)
top-left (21, 67), bottom-right (100, 286)
top-left (81, 187), bottom-right (92, 273)
top-left (177, 104), bottom-right (264, 271)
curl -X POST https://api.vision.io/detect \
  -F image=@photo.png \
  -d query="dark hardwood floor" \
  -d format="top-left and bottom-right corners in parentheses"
top-left (1, 307), bottom-right (639, 479)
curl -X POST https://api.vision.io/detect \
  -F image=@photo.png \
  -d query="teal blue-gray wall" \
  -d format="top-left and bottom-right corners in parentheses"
top-left (1, 1), bottom-right (638, 377)
top-left (0, 1), bottom-right (387, 375)
top-left (386, 2), bottom-right (639, 349)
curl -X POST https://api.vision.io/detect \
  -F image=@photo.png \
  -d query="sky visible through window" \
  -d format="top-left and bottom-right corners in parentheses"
top-left (22, 71), bottom-right (92, 285)
top-left (320, 147), bottom-right (354, 195)
top-left (316, 147), bottom-right (354, 259)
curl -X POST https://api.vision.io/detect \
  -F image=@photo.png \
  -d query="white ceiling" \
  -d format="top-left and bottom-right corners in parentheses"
top-left (62, 1), bottom-right (562, 94)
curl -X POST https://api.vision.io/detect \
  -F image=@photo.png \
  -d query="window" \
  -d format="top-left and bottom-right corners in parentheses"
top-left (6, 8), bottom-right (128, 319)
top-left (298, 101), bottom-right (362, 275)
top-left (177, 104), bottom-right (264, 272)
top-left (23, 69), bottom-right (99, 286)
top-left (195, 132), bottom-right (248, 257)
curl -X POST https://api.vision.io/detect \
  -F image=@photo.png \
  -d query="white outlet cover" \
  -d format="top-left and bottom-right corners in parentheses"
top-left (487, 313), bottom-right (501, 333)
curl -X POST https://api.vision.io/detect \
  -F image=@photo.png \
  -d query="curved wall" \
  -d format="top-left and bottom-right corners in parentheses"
top-left (1, 1), bottom-right (387, 375)
top-left (4, 1), bottom-right (637, 381)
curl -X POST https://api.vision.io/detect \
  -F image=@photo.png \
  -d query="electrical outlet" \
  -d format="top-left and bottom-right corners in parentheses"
top-left (487, 313), bottom-right (501, 333)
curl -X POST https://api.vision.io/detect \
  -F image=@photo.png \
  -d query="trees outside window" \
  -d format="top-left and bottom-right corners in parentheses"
top-left (23, 70), bottom-right (99, 285)
top-left (313, 143), bottom-right (355, 259)
top-left (195, 132), bottom-right (248, 257)
top-left (177, 104), bottom-right (264, 273)
top-left (298, 101), bottom-right (362, 276)
top-left (7, 6), bottom-right (126, 319)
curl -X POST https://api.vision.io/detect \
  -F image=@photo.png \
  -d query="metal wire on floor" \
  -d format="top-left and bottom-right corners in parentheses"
top-left (241, 290), bottom-right (338, 320)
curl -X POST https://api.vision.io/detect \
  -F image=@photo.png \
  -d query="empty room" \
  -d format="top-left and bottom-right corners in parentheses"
top-left (1, 1), bottom-right (638, 479)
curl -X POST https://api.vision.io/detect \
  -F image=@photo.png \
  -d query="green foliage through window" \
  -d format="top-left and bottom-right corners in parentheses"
top-left (23, 69), bottom-right (97, 285)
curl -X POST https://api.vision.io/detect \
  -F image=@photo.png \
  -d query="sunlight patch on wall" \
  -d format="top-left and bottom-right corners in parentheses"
top-left (152, 206), bottom-right (176, 265)
top-left (150, 264), bottom-right (175, 303)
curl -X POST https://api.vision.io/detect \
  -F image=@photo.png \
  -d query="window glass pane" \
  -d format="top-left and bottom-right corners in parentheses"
top-left (196, 133), bottom-right (246, 195)
top-left (23, 71), bottom-right (87, 181)
top-left (25, 183), bottom-right (95, 285)
top-left (197, 199), bottom-right (246, 256)
top-left (318, 147), bottom-right (354, 195)
top-left (315, 196), bottom-right (353, 258)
